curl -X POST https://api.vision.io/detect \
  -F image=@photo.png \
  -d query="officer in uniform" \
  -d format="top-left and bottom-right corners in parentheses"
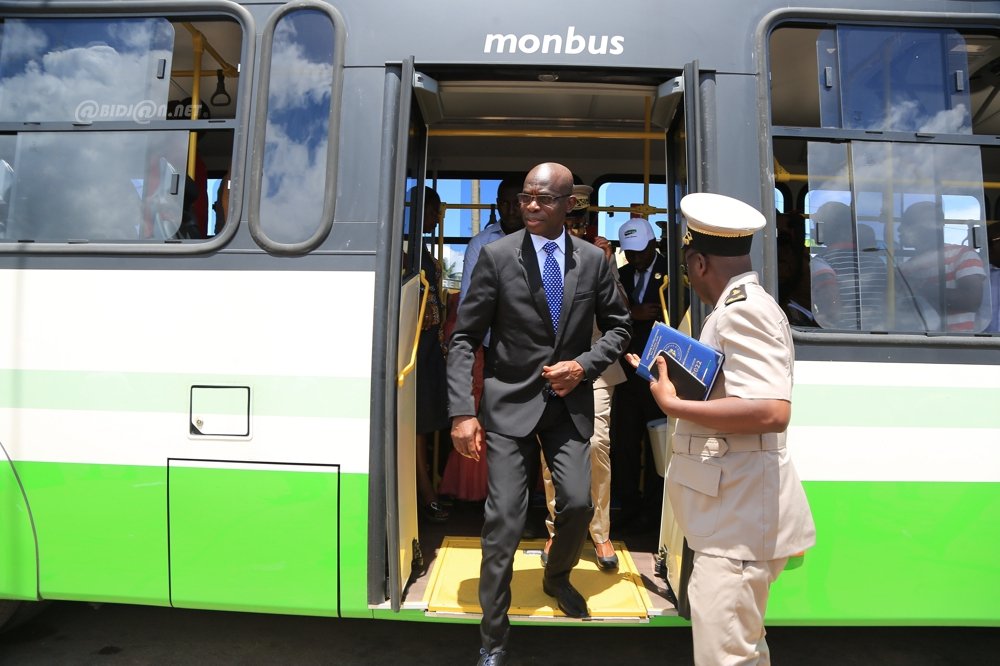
top-left (628, 192), bottom-right (815, 665)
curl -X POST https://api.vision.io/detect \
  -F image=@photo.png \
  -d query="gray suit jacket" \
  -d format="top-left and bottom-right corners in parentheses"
top-left (447, 229), bottom-right (631, 439)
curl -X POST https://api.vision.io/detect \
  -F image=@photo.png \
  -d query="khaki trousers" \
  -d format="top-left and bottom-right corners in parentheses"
top-left (689, 551), bottom-right (789, 666)
top-left (541, 384), bottom-right (614, 544)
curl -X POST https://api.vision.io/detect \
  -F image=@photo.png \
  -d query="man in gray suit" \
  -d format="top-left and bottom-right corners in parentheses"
top-left (448, 162), bottom-right (630, 666)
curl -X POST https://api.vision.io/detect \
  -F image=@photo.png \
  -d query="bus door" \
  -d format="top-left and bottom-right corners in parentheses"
top-left (384, 59), bottom-right (433, 611)
top-left (657, 61), bottom-right (706, 617)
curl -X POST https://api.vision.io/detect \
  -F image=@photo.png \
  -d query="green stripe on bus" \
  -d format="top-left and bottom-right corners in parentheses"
top-left (16, 462), bottom-right (169, 605)
top-left (9, 461), bottom-right (370, 615)
top-left (0, 369), bottom-right (370, 418)
top-left (10, 462), bottom-right (998, 625)
top-left (792, 385), bottom-right (1000, 429)
top-left (0, 458), bottom-right (37, 600)
top-left (169, 464), bottom-right (341, 615)
top-left (768, 481), bottom-right (1000, 626)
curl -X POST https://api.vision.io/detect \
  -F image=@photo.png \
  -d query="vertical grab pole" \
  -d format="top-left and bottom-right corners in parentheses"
top-left (186, 27), bottom-right (205, 178)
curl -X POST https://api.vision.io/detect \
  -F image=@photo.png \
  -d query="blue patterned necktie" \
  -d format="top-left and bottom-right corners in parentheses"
top-left (542, 241), bottom-right (562, 332)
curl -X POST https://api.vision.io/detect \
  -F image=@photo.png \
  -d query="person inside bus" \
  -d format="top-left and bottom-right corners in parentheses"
top-left (211, 171), bottom-right (230, 235)
top-left (438, 176), bottom-right (525, 505)
top-left (611, 215), bottom-right (668, 533)
top-left (896, 200), bottom-right (988, 332)
top-left (413, 186), bottom-right (451, 523)
top-left (810, 201), bottom-right (887, 330)
top-left (627, 192), bottom-right (815, 666)
top-left (776, 210), bottom-right (819, 326)
top-left (988, 221), bottom-right (1000, 332)
top-left (539, 184), bottom-right (626, 571)
top-left (448, 162), bottom-right (631, 666)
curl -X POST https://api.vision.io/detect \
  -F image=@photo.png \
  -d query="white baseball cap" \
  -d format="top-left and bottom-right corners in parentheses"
top-left (618, 216), bottom-right (656, 251)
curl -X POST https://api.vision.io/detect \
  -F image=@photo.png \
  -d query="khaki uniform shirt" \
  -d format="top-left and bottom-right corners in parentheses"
top-left (668, 272), bottom-right (816, 561)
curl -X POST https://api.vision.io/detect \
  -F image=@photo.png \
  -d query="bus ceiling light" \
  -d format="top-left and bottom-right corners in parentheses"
top-left (538, 72), bottom-right (559, 82)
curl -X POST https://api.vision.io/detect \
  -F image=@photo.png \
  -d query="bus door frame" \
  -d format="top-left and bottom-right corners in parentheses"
top-left (659, 61), bottom-right (706, 619)
top-left (377, 57), bottom-right (434, 612)
top-left (658, 62), bottom-right (707, 333)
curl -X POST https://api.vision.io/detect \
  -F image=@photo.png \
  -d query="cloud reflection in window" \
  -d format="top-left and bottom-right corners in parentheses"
top-left (0, 18), bottom-right (173, 122)
top-left (259, 10), bottom-right (335, 245)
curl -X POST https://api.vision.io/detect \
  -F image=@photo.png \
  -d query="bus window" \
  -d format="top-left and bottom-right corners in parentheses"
top-left (771, 23), bottom-right (998, 334)
top-left (0, 18), bottom-right (173, 123)
top-left (424, 177), bottom-right (502, 290)
top-left (0, 15), bottom-right (242, 246)
top-left (253, 6), bottom-right (342, 250)
top-left (597, 181), bottom-right (668, 247)
top-left (821, 26), bottom-right (972, 133)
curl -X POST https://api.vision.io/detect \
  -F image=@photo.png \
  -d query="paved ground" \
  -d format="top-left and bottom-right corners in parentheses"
top-left (0, 601), bottom-right (996, 665)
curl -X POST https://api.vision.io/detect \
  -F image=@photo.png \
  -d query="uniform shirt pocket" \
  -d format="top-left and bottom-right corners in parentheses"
top-left (668, 454), bottom-right (722, 537)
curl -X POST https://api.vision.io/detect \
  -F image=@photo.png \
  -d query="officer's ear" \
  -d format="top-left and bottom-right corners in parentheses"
top-left (687, 250), bottom-right (707, 277)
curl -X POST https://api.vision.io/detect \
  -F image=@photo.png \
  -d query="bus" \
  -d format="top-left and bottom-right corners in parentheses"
top-left (0, 0), bottom-right (998, 633)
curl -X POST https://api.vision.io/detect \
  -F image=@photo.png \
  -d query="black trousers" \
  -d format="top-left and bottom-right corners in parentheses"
top-left (479, 398), bottom-right (593, 652)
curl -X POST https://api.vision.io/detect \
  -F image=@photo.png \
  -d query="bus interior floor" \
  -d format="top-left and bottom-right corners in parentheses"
top-left (406, 500), bottom-right (673, 613)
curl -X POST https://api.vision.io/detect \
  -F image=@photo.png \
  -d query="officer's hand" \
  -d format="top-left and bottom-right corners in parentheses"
top-left (648, 355), bottom-right (678, 405)
top-left (451, 416), bottom-right (484, 462)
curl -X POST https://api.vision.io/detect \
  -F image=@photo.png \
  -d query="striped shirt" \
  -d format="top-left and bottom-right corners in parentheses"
top-left (816, 246), bottom-right (889, 330)
top-left (899, 244), bottom-right (987, 332)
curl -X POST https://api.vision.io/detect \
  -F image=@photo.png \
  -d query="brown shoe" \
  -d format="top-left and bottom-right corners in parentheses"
top-left (594, 540), bottom-right (619, 571)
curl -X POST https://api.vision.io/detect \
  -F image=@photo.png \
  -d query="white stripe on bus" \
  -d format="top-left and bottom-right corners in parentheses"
top-left (795, 360), bottom-right (1000, 389)
top-left (787, 425), bottom-right (1000, 482)
top-left (0, 408), bottom-right (372, 474)
top-left (0, 269), bottom-right (376, 377)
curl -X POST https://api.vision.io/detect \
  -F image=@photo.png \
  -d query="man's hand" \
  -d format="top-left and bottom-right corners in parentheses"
top-left (593, 236), bottom-right (614, 261)
top-left (631, 302), bottom-right (662, 321)
top-left (541, 360), bottom-right (585, 397)
top-left (451, 415), bottom-right (484, 462)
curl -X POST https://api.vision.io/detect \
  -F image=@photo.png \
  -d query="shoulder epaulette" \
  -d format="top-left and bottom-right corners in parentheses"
top-left (724, 284), bottom-right (748, 306)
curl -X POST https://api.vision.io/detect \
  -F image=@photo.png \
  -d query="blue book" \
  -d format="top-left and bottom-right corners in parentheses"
top-left (635, 321), bottom-right (723, 401)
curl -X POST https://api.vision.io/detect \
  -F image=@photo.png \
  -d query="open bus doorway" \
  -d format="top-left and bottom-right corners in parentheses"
top-left (383, 62), bottom-right (706, 622)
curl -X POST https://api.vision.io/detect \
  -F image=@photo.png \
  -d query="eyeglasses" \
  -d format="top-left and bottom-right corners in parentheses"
top-left (516, 193), bottom-right (570, 207)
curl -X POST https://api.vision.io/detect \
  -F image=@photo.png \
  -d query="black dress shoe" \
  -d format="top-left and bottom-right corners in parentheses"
top-left (542, 577), bottom-right (590, 618)
top-left (476, 648), bottom-right (507, 666)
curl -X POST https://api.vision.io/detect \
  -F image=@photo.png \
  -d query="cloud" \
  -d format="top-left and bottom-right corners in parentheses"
top-left (0, 20), bottom-right (48, 61)
top-left (266, 19), bottom-right (333, 113)
top-left (0, 18), bottom-right (172, 122)
top-left (5, 130), bottom-right (187, 241)
top-left (258, 118), bottom-right (330, 244)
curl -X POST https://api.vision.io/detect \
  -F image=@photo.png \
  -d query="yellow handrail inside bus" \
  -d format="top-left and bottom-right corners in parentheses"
top-left (658, 276), bottom-right (670, 323)
top-left (182, 24), bottom-right (204, 179)
top-left (398, 270), bottom-right (430, 387)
